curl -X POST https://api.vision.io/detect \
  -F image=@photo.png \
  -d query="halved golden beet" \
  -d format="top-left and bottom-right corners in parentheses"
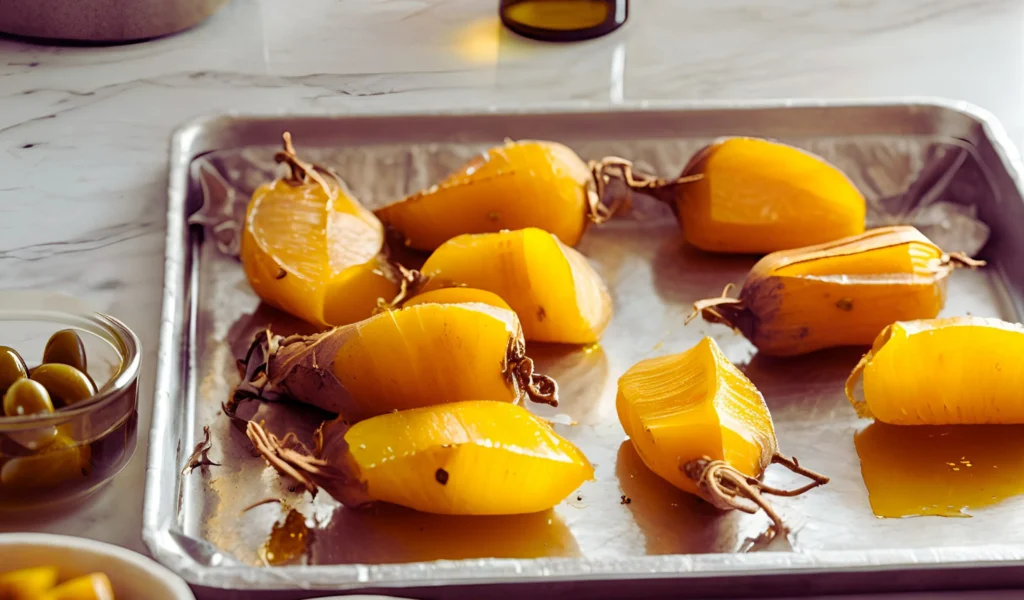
top-left (376, 140), bottom-right (595, 251)
top-left (241, 134), bottom-right (401, 327)
top-left (234, 302), bottom-right (557, 422)
top-left (617, 337), bottom-right (827, 534)
top-left (404, 287), bottom-right (512, 312)
top-left (249, 401), bottom-right (593, 515)
top-left (689, 226), bottom-right (982, 356)
top-left (847, 317), bottom-right (1024, 425)
top-left (673, 138), bottom-right (866, 254)
top-left (420, 228), bottom-right (612, 344)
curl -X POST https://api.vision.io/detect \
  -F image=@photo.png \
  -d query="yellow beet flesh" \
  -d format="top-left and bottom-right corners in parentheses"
top-left (40, 573), bottom-right (114, 600)
top-left (849, 317), bottom-right (1024, 425)
top-left (376, 141), bottom-right (592, 251)
top-left (692, 226), bottom-right (967, 356)
top-left (404, 287), bottom-right (513, 312)
top-left (616, 337), bottom-right (776, 497)
top-left (241, 177), bottom-right (398, 327)
top-left (340, 401), bottom-right (593, 515)
top-left (0, 566), bottom-right (59, 600)
top-left (420, 228), bottom-right (612, 344)
top-left (677, 138), bottom-right (866, 254)
top-left (333, 304), bottom-right (524, 419)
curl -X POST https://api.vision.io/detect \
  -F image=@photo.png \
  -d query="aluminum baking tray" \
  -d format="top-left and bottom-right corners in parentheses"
top-left (145, 100), bottom-right (1024, 599)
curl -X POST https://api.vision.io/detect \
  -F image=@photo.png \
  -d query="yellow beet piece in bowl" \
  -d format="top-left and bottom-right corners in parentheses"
top-left (41, 573), bottom-right (114, 600)
top-left (0, 568), bottom-right (115, 600)
top-left (0, 566), bottom-right (59, 600)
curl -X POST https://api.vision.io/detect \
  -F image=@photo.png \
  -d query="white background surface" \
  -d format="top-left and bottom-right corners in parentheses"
top-left (0, 0), bottom-right (1022, 597)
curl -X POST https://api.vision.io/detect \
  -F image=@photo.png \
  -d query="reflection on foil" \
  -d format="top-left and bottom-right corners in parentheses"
top-left (615, 442), bottom-right (743, 554)
top-left (856, 423), bottom-right (1024, 518)
top-left (313, 505), bottom-right (578, 564)
top-left (863, 143), bottom-right (991, 255)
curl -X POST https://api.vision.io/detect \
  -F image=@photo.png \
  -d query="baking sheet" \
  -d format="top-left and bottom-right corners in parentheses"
top-left (145, 101), bottom-right (1024, 598)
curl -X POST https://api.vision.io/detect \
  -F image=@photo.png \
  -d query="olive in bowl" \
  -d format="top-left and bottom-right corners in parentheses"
top-left (0, 312), bottom-right (139, 510)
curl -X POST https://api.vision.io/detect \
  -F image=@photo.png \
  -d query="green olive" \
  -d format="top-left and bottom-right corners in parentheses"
top-left (42, 329), bottom-right (88, 374)
top-left (0, 346), bottom-right (29, 396)
top-left (3, 379), bottom-right (55, 417)
top-left (30, 363), bottom-right (97, 408)
top-left (0, 434), bottom-right (85, 489)
top-left (2, 380), bottom-right (58, 450)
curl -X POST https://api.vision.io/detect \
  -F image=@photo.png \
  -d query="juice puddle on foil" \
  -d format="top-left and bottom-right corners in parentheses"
top-left (310, 504), bottom-right (579, 564)
top-left (855, 423), bottom-right (1024, 518)
top-left (261, 508), bottom-right (310, 565)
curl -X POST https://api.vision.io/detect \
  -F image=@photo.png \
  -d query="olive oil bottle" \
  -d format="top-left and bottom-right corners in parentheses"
top-left (500, 0), bottom-right (628, 42)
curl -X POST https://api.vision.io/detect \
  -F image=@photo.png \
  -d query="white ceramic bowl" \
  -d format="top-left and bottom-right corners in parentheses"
top-left (0, 533), bottom-right (194, 600)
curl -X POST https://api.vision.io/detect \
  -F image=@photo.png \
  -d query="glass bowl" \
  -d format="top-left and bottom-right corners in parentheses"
top-left (0, 309), bottom-right (140, 510)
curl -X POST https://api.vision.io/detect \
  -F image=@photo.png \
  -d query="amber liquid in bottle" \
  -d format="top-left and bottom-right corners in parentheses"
top-left (500, 0), bottom-right (628, 42)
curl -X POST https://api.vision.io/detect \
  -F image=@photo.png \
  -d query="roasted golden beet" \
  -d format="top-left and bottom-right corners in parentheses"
top-left (847, 317), bottom-right (1024, 425)
top-left (240, 133), bottom-right (401, 328)
top-left (404, 287), bottom-right (513, 312)
top-left (234, 302), bottom-right (557, 422)
top-left (420, 228), bottom-right (612, 344)
top-left (373, 140), bottom-right (675, 251)
top-left (688, 226), bottom-right (982, 356)
top-left (617, 337), bottom-right (828, 535)
top-left (248, 401), bottom-right (593, 515)
top-left (670, 137), bottom-right (866, 254)
top-left (376, 140), bottom-right (595, 251)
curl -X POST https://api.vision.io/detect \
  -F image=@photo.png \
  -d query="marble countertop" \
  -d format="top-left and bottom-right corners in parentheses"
top-left (0, 0), bottom-right (1021, 594)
